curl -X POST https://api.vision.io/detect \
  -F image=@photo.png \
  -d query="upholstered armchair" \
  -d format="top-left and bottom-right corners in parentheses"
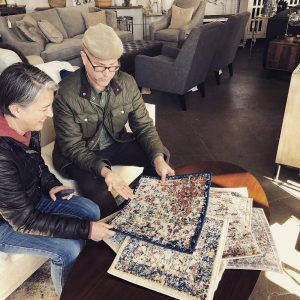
top-left (135, 22), bottom-right (224, 111)
top-left (210, 12), bottom-right (250, 85)
top-left (149, 0), bottom-right (207, 47)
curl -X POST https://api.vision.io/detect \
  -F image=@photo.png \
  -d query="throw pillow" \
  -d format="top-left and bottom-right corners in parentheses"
top-left (105, 10), bottom-right (118, 30)
top-left (16, 15), bottom-right (47, 47)
top-left (169, 5), bottom-right (194, 29)
top-left (38, 20), bottom-right (63, 43)
top-left (85, 11), bottom-right (107, 27)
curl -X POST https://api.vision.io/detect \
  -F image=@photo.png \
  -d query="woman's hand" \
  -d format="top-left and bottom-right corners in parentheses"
top-left (154, 156), bottom-right (175, 184)
top-left (89, 221), bottom-right (115, 241)
top-left (101, 167), bottom-right (135, 200)
top-left (49, 185), bottom-right (75, 201)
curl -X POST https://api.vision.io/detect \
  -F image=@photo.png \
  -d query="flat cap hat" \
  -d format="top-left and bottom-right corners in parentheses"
top-left (82, 23), bottom-right (123, 60)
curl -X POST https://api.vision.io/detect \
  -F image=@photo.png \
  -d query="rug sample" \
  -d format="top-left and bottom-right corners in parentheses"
top-left (208, 190), bottom-right (253, 227)
top-left (207, 190), bottom-right (261, 259)
top-left (226, 208), bottom-right (283, 272)
top-left (111, 173), bottom-right (211, 253)
top-left (101, 212), bottom-right (126, 253)
top-left (108, 217), bottom-right (228, 300)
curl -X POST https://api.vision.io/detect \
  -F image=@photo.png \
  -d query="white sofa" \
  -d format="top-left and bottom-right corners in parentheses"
top-left (0, 53), bottom-right (155, 299)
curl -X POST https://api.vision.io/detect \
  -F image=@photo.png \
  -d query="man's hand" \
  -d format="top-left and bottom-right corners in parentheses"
top-left (101, 167), bottom-right (135, 200)
top-left (89, 221), bottom-right (115, 241)
top-left (49, 185), bottom-right (75, 201)
top-left (154, 156), bottom-right (175, 184)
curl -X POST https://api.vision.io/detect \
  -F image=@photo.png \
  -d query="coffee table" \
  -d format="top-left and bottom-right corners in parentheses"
top-left (61, 161), bottom-right (269, 300)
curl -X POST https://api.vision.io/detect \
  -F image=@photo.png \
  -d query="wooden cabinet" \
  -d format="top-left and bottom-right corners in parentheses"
top-left (266, 37), bottom-right (300, 72)
top-left (0, 5), bottom-right (26, 16)
top-left (275, 64), bottom-right (300, 180)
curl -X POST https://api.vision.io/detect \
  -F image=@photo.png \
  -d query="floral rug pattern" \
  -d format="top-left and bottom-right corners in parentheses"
top-left (226, 208), bottom-right (283, 272)
top-left (111, 173), bottom-right (211, 253)
top-left (108, 217), bottom-right (228, 300)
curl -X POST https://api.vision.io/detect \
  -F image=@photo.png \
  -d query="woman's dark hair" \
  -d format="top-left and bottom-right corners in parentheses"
top-left (0, 62), bottom-right (58, 117)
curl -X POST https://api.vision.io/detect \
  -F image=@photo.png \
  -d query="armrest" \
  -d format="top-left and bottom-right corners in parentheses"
top-left (149, 13), bottom-right (171, 40)
top-left (1, 35), bottom-right (43, 56)
top-left (135, 54), bottom-right (175, 90)
top-left (0, 19), bottom-right (43, 56)
top-left (161, 45), bottom-right (180, 59)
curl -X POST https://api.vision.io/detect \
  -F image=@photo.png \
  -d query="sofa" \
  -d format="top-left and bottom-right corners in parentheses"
top-left (0, 51), bottom-right (155, 299)
top-left (0, 4), bottom-right (133, 66)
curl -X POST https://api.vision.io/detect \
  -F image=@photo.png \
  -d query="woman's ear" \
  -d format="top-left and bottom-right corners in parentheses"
top-left (8, 103), bottom-right (21, 118)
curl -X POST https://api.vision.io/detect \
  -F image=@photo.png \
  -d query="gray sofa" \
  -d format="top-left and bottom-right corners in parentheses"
top-left (0, 4), bottom-right (133, 66)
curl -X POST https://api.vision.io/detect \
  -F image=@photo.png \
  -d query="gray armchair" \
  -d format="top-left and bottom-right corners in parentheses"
top-left (211, 12), bottom-right (250, 85)
top-left (149, 0), bottom-right (207, 47)
top-left (135, 22), bottom-right (224, 111)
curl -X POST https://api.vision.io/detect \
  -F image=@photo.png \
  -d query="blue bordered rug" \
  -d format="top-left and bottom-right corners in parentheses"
top-left (111, 173), bottom-right (211, 253)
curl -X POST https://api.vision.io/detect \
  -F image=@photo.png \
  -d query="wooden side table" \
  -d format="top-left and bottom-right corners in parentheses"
top-left (266, 36), bottom-right (300, 72)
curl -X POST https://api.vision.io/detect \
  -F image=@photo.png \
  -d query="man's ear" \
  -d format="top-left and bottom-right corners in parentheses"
top-left (80, 51), bottom-right (87, 66)
top-left (8, 103), bottom-right (21, 118)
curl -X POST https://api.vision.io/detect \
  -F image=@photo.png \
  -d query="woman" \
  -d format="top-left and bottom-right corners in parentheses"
top-left (0, 63), bottom-right (115, 296)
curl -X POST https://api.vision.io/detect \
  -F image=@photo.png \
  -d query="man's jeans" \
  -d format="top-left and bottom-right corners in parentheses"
top-left (0, 194), bottom-right (100, 296)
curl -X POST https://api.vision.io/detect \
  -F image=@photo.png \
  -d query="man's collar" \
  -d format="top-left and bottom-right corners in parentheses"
top-left (79, 67), bottom-right (122, 100)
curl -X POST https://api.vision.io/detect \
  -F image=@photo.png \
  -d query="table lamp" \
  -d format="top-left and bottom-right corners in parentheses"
top-left (285, 10), bottom-right (300, 36)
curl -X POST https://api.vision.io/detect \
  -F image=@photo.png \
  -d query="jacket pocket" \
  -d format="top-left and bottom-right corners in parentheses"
top-left (74, 113), bottom-right (100, 139)
top-left (111, 104), bottom-right (133, 133)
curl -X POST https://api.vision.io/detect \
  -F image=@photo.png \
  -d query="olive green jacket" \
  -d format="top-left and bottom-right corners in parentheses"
top-left (53, 68), bottom-right (166, 177)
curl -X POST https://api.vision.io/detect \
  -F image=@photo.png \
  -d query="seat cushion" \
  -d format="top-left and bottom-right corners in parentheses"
top-left (42, 142), bottom-right (76, 187)
top-left (155, 28), bottom-right (180, 42)
top-left (41, 38), bottom-right (82, 62)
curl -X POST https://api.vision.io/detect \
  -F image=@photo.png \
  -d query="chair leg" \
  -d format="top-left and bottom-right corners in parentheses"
top-left (178, 94), bottom-right (187, 111)
top-left (228, 63), bottom-right (233, 77)
top-left (214, 71), bottom-right (220, 85)
top-left (197, 82), bottom-right (205, 98)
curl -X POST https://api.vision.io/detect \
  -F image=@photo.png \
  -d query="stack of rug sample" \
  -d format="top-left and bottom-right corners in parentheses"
top-left (103, 173), bottom-right (282, 300)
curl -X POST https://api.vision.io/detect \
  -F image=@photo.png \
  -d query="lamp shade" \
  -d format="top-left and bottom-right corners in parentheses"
top-left (261, 0), bottom-right (273, 17)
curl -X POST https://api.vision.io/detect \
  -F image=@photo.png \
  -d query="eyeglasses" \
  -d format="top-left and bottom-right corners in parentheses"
top-left (85, 52), bottom-right (120, 73)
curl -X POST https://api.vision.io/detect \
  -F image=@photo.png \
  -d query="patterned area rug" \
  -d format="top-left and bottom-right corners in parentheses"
top-left (7, 261), bottom-right (57, 300)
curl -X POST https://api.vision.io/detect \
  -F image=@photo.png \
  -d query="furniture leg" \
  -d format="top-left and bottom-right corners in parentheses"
top-left (198, 82), bottom-right (205, 98)
top-left (178, 94), bottom-right (187, 111)
top-left (214, 71), bottom-right (220, 85)
top-left (274, 164), bottom-right (281, 181)
top-left (228, 63), bottom-right (233, 77)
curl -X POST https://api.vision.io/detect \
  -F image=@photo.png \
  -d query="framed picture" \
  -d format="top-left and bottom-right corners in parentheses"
top-left (0, 0), bottom-right (7, 6)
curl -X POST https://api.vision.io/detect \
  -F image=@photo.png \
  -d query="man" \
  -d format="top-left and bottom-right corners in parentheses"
top-left (53, 23), bottom-right (174, 217)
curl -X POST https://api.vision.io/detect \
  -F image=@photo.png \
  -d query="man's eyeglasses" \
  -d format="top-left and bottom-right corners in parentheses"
top-left (85, 52), bottom-right (120, 73)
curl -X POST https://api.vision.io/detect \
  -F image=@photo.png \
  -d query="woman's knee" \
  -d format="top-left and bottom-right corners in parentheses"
top-left (73, 195), bottom-right (100, 221)
top-left (54, 239), bottom-right (84, 265)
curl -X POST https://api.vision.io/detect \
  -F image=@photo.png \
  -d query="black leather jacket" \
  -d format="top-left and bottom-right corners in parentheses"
top-left (0, 132), bottom-right (90, 239)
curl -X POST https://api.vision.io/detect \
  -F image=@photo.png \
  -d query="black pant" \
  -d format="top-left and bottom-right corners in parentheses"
top-left (66, 140), bottom-right (156, 218)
